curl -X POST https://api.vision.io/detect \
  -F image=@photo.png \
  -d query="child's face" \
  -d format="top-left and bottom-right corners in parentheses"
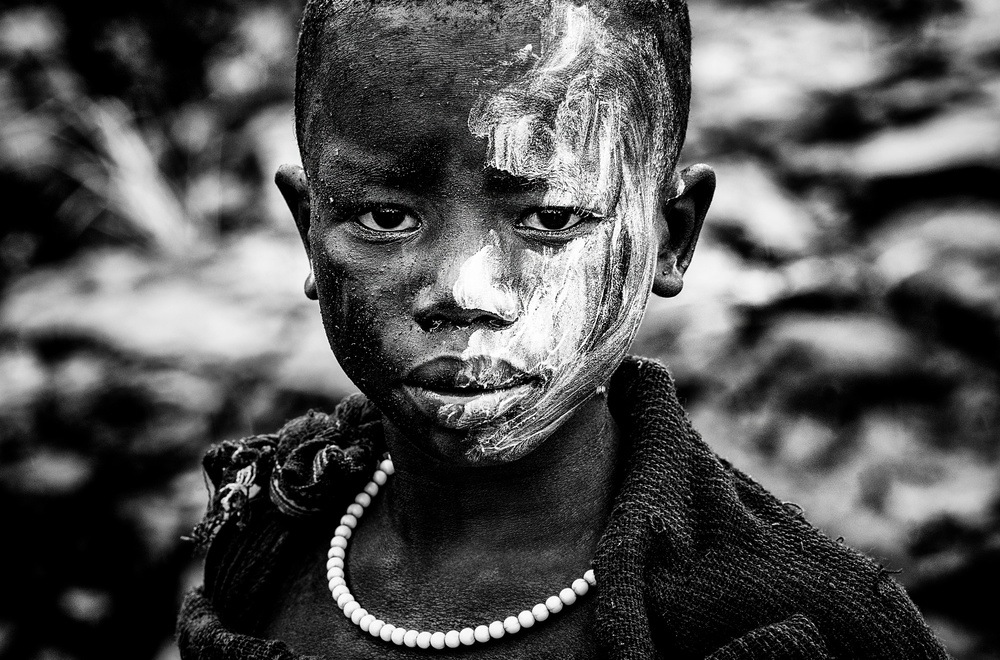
top-left (295, 0), bottom-right (683, 462)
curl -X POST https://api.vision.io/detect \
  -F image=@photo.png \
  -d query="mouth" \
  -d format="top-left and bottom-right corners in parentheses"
top-left (402, 356), bottom-right (542, 428)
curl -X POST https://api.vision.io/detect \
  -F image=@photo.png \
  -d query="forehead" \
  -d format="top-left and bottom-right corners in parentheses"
top-left (301, 3), bottom-right (543, 160)
top-left (300, 0), bottom-right (675, 204)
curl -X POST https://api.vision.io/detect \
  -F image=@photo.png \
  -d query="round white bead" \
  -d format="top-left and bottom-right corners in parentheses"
top-left (489, 621), bottom-right (505, 639)
top-left (584, 569), bottom-right (596, 585)
top-left (416, 631), bottom-right (432, 649)
top-left (334, 525), bottom-right (352, 539)
top-left (459, 628), bottom-right (476, 645)
top-left (340, 513), bottom-right (358, 528)
top-left (350, 608), bottom-right (368, 625)
top-left (328, 577), bottom-right (345, 588)
top-left (331, 536), bottom-right (348, 549)
top-left (328, 546), bottom-right (345, 559)
top-left (532, 603), bottom-right (549, 622)
top-left (331, 585), bottom-right (349, 600)
top-left (445, 630), bottom-right (461, 648)
top-left (343, 601), bottom-right (359, 617)
top-left (517, 610), bottom-right (535, 628)
top-left (347, 503), bottom-right (364, 518)
top-left (572, 578), bottom-right (589, 596)
top-left (364, 482), bottom-right (379, 497)
top-left (559, 587), bottom-right (577, 605)
top-left (369, 619), bottom-right (384, 636)
top-left (391, 627), bottom-right (406, 645)
top-left (326, 556), bottom-right (344, 570)
top-left (336, 593), bottom-right (353, 608)
top-left (373, 470), bottom-right (387, 485)
top-left (380, 623), bottom-right (395, 642)
top-left (327, 567), bottom-right (344, 580)
top-left (546, 595), bottom-right (563, 613)
top-left (355, 492), bottom-right (372, 507)
top-left (380, 459), bottom-right (394, 475)
top-left (403, 630), bottom-right (418, 647)
top-left (430, 632), bottom-right (446, 649)
top-left (358, 614), bottom-right (374, 631)
top-left (474, 625), bottom-right (490, 643)
top-left (503, 615), bottom-right (521, 634)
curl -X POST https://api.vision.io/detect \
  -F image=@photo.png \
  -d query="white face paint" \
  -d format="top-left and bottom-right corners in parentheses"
top-left (435, 0), bottom-right (677, 458)
top-left (451, 239), bottom-right (520, 324)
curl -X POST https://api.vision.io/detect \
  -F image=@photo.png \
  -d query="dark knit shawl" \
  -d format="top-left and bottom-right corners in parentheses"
top-left (177, 357), bottom-right (950, 660)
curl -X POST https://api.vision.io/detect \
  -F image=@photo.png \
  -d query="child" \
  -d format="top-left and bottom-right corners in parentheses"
top-left (177, 0), bottom-right (950, 657)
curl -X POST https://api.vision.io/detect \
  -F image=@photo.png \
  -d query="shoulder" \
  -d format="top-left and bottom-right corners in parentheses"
top-left (643, 455), bottom-right (949, 659)
top-left (602, 357), bottom-right (949, 659)
top-left (187, 394), bottom-right (386, 634)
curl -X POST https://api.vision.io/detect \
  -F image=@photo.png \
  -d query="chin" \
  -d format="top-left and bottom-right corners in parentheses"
top-left (458, 408), bottom-right (574, 464)
top-left (461, 430), bottom-right (546, 464)
top-left (408, 419), bottom-right (543, 466)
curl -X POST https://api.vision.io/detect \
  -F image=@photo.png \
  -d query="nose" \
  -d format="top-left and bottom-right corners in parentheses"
top-left (413, 243), bottom-right (520, 332)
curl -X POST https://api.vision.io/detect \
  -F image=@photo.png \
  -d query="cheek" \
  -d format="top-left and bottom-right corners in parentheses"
top-left (462, 242), bottom-right (588, 374)
top-left (601, 207), bottom-right (658, 330)
top-left (548, 215), bottom-right (652, 357)
top-left (465, 212), bottom-right (653, 378)
top-left (311, 238), bottom-right (413, 385)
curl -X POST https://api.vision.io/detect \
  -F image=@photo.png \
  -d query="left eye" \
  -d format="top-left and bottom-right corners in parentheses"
top-left (355, 206), bottom-right (420, 232)
top-left (519, 208), bottom-right (597, 232)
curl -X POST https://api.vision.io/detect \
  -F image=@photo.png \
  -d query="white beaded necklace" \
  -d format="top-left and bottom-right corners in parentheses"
top-left (326, 456), bottom-right (598, 650)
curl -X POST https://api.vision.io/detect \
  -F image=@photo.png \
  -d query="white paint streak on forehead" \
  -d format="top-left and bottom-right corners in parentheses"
top-left (451, 244), bottom-right (520, 323)
top-left (468, 0), bottom-right (671, 214)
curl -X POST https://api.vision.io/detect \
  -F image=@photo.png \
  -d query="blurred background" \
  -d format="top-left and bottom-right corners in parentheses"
top-left (0, 0), bottom-right (998, 657)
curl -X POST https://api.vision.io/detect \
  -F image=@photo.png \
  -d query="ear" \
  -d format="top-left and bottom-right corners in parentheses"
top-left (275, 164), bottom-right (317, 301)
top-left (651, 163), bottom-right (715, 298)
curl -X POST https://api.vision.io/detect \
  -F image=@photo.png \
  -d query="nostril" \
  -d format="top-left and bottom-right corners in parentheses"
top-left (415, 303), bottom-right (516, 332)
top-left (415, 244), bottom-right (521, 331)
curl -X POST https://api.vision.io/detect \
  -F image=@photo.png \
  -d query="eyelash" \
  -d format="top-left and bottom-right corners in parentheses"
top-left (352, 205), bottom-right (420, 234)
top-left (516, 207), bottom-right (605, 234)
top-left (344, 203), bottom-right (605, 240)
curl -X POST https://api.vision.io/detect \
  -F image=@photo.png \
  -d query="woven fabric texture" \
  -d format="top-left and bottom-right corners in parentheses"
top-left (177, 356), bottom-right (950, 659)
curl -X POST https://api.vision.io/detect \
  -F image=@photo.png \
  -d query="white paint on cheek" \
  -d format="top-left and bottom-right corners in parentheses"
top-left (452, 190), bottom-right (658, 457)
top-left (449, 234), bottom-right (596, 427)
top-left (451, 244), bottom-right (519, 323)
top-left (464, 239), bottom-right (589, 368)
top-left (453, 0), bottom-right (673, 459)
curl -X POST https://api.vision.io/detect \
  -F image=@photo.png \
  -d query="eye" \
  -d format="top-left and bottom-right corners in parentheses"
top-left (519, 208), bottom-right (599, 232)
top-left (355, 206), bottom-right (420, 232)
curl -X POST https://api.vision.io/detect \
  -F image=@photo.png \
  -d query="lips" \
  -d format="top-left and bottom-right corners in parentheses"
top-left (402, 356), bottom-right (541, 429)
top-left (404, 356), bottom-right (535, 392)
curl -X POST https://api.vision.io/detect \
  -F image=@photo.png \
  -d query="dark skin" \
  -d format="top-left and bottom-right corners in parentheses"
top-left (271, 1), bottom-right (714, 656)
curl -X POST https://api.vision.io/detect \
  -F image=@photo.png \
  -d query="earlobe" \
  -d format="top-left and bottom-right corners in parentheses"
top-left (304, 269), bottom-right (318, 300)
top-left (652, 163), bottom-right (715, 298)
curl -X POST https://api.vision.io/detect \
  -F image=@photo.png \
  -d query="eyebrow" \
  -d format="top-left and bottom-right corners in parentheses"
top-left (482, 168), bottom-right (548, 194)
top-left (324, 141), bottom-right (548, 195)
top-left (331, 150), bottom-right (443, 190)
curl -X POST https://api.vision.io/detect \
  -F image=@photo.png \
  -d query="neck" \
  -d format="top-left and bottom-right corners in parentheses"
top-left (379, 392), bottom-right (622, 554)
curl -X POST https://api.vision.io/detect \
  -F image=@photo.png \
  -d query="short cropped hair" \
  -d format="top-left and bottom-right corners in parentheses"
top-left (293, 0), bottom-right (691, 178)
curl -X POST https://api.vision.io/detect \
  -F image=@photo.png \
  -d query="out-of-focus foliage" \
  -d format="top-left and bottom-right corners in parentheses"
top-left (635, 1), bottom-right (1000, 656)
top-left (0, 0), bottom-right (998, 658)
top-left (0, 2), bottom-right (326, 659)
top-left (0, 0), bottom-right (300, 284)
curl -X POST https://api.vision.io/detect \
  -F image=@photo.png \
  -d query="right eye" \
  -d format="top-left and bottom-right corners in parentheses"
top-left (355, 206), bottom-right (420, 232)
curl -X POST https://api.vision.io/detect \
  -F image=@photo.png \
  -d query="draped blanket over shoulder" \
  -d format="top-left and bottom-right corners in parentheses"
top-left (177, 357), bottom-right (949, 660)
